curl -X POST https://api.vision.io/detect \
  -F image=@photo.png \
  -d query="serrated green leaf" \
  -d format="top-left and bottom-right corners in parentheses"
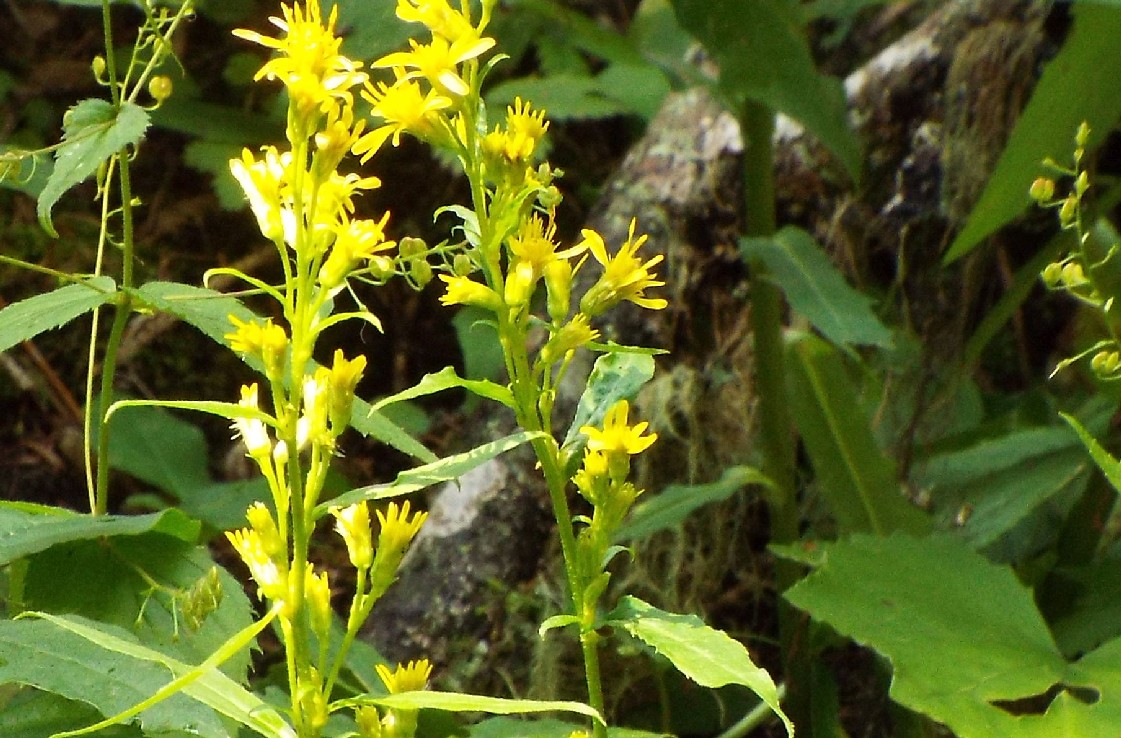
top-left (337, 691), bottom-right (603, 724)
top-left (785, 533), bottom-right (1121, 738)
top-left (317, 431), bottom-right (545, 514)
top-left (38, 100), bottom-right (149, 236)
top-left (945, 2), bottom-right (1121, 262)
top-left (0, 505), bottom-right (198, 566)
top-left (18, 611), bottom-right (294, 738)
top-left (562, 353), bottom-right (656, 452)
top-left (605, 597), bottom-right (791, 737)
top-left (741, 227), bottom-right (892, 348)
top-left (615, 465), bottom-right (773, 542)
top-left (787, 333), bottom-right (931, 535)
top-left (372, 366), bottom-right (515, 412)
top-left (671, 0), bottom-right (861, 181)
top-left (0, 277), bottom-right (116, 354)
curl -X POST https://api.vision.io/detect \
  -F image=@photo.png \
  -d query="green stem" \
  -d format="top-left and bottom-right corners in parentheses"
top-left (93, 146), bottom-right (137, 514)
top-left (579, 630), bottom-right (607, 738)
top-left (716, 683), bottom-right (788, 738)
top-left (740, 100), bottom-right (808, 734)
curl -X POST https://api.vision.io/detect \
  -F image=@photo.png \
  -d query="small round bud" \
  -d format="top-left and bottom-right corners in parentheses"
top-left (92, 56), bottom-right (107, 82)
top-left (398, 236), bottom-right (426, 259)
top-left (452, 253), bottom-right (475, 276)
top-left (148, 75), bottom-right (173, 104)
top-left (409, 258), bottom-right (433, 288)
top-left (1060, 196), bottom-right (1078, 226)
top-left (1092, 350), bottom-right (1120, 376)
top-left (1061, 261), bottom-right (1087, 287)
top-left (1029, 177), bottom-right (1055, 203)
top-left (1042, 262), bottom-right (1064, 288)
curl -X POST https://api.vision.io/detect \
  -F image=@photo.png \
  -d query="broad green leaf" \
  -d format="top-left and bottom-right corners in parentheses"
top-left (135, 281), bottom-right (436, 462)
top-left (0, 277), bottom-right (116, 354)
top-left (0, 618), bottom-right (228, 738)
top-left (104, 404), bottom-right (212, 499)
top-left (741, 227), bottom-right (892, 348)
top-left (337, 690), bottom-right (603, 724)
top-left (39, 100), bottom-right (149, 236)
top-left (21, 611), bottom-right (294, 738)
top-left (605, 597), bottom-right (791, 737)
top-left (671, 0), bottom-right (861, 181)
top-left (1049, 560), bottom-right (1121, 658)
top-left (0, 505), bottom-right (198, 565)
top-left (471, 717), bottom-right (667, 738)
top-left (0, 689), bottom-right (142, 738)
top-left (614, 465), bottom-right (773, 542)
top-left (317, 431), bottom-right (546, 514)
top-left (22, 535), bottom-right (255, 681)
top-left (945, 2), bottom-right (1121, 262)
top-left (562, 352), bottom-right (656, 451)
top-left (786, 333), bottom-right (931, 535)
top-left (785, 533), bottom-right (1121, 738)
top-left (913, 424), bottom-right (1092, 553)
top-left (331, 0), bottom-right (414, 61)
top-left (1061, 411), bottom-right (1121, 493)
top-left (372, 366), bottom-right (515, 412)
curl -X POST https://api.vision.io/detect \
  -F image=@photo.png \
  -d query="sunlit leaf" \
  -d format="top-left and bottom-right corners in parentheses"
top-left (605, 597), bottom-right (792, 737)
top-left (39, 100), bottom-right (149, 236)
top-left (0, 277), bottom-right (116, 354)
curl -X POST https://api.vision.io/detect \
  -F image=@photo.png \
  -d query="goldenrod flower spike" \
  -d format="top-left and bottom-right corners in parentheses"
top-left (580, 400), bottom-right (657, 457)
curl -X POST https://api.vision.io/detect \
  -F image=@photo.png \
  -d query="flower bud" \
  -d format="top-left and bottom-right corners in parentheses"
top-left (246, 502), bottom-right (283, 558)
top-left (503, 260), bottom-right (536, 307)
top-left (306, 566), bottom-right (332, 642)
top-left (1076, 121), bottom-right (1091, 148)
top-left (1061, 261), bottom-right (1088, 288)
top-left (544, 259), bottom-right (572, 322)
top-left (1042, 262), bottom-right (1064, 288)
top-left (1060, 196), bottom-right (1078, 227)
top-left (1092, 350), bottom-right (1121, 376)
top-left (452, 252), bottom-right (475, 276)
top-left (357, 706), bottom-right (382, 738)
top-left (409, 258), bottom-right (433, 288)
top-left (1029, 177), bottom-right (1055, 203)
top-left (1076, 171), bottom-right (1090, 197)
top-left (148, 75), bottom-right (173, 105)
top-left (92, 55), bottom-right (107, 82)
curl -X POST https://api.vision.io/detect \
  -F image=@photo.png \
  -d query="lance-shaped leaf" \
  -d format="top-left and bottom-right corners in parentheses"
top-left (372, 366), bottom-right (515, 411)
top-left (39, 99), bottom-right (149, 236)
top-left (671, 0), bottom-right (861, 181)
top-left (605, 597), bottom-right (792, 737)
top-left (741, 227), bottom-right (892, 348)
top-left (334, 691), bottom-right (603, 725)
top-left (945, 2), bottom-right (1121, 262)
top-left (0, 277), bottom-right (116, 353)
top-left (786, 333), bottom-right (931, 535)
top-left (317, 431), bottom-right (546, 514)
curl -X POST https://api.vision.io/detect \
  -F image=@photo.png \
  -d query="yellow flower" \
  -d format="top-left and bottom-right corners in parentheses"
top-left (438, 274), bottom-right (503, 311)
top-left (234, 0), bottom-right (367, 115)
top-left (369, 501), bottom-right (428, 597)
top-left (319, 213), bottom-right (394, 289)
top-left (356, 78), bottom-right (453, 159)
top-left (226, 316), bottom-right (288, 379)
top-left (540, 313), bottom-right (599, 365)
top-left (232, 383), bottom-right (273, 459)
top-left (297, 370), bottom-right (331, 450)
top-left (326, 349), bottom-right (367, 429)
top-left (579, 219), bottom-right (667, 315)
top-left (246, 501), bottom-right (283, 558)
top-left (227, 527), bottom-right (286, 603)
top-left (374, 34), bottom-right (495, 98)
top-left (332, 501), bottom-right (373, 570)
top-left (313, 104), bottom-right (366, 177)
top-left (376, 659), bottom-right (433, 693)
top-left (305, 565), bottom-right (333, 640)
top-left (229, 146), bottom-right (290, 243)
top-left (580, 400), bottom-right (656, 457)
top-left (395, 0), bottom-right (478, 43)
